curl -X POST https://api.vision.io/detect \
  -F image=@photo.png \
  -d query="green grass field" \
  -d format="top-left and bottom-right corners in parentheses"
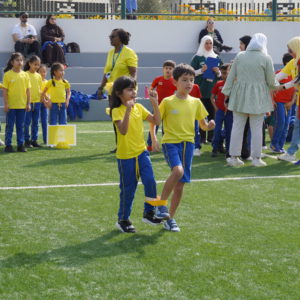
top-left (0, 121), bottom-right (300, 300)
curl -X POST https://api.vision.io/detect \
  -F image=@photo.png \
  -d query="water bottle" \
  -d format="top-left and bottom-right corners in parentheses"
top-left (144, 86), bottom-right (149, 99)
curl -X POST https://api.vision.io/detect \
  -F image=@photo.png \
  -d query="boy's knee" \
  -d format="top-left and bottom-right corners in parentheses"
top-left (172, 165), bottom-right (184, 179)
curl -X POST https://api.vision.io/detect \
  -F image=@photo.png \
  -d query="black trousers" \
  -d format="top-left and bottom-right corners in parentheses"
top-left (15, 40), bottom-right (40, 58)
top-left (42, 43), bottom-right (66, 65)
top-left (200, 97), bottom-right (215, 142)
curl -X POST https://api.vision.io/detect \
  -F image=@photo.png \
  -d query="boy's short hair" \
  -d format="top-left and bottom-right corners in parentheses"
top-left (163, 60), bottom-right (176, 68)
top-left (220, 63), bottom-right (230, 71)
top-left (173, 63), bottom-right (195, 80)
top-left (282, 53), bottom-right (293, 66)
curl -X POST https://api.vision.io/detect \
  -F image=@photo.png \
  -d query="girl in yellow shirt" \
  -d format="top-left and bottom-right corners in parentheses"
top-left (110, 76), bottom-right (161, 233)
top-left (41, 62), bottom-right (70, 125)
top-left (2, 52), bottom-right (31, 152)
top-left (23, 55), bottom-right (43, 148)
top-left (38, 64), bottom-right (49, 144)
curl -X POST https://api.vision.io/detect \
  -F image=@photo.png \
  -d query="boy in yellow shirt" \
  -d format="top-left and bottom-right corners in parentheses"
top-left (153, 64), bottom-right (215, 232)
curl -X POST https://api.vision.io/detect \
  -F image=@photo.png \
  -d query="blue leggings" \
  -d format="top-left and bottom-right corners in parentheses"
top-left (117, 150), bottom-right (156, 220)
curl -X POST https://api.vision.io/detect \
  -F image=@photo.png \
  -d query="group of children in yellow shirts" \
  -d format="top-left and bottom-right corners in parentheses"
top-left (1, 52), bottom-right (70, 152)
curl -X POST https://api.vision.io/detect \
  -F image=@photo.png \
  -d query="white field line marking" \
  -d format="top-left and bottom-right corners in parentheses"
top-left (1, 175), bottom-right (300, 191)
top-left (77, 130), bottom-right (114, 133)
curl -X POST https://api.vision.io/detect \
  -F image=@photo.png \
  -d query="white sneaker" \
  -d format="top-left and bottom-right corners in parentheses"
top-left (252, 158), bottom-right (267, 167)
top-left (278, 153), bottom-right (296, 162)
top-left (0, 139), bottom-right (4, 146)
top-left (227, 157), bottom-right (244, 167)
top-left (262, 146), bottom-right (268, 150)
top-left (245, 156), bottom-right (253, 161)
top-left (193, 148), bottom-right (201, 156)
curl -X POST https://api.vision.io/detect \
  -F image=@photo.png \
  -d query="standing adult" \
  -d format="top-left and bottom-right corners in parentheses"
top-left (40, 15), bottom-right (66, 66)
top-left (97, 28), bottom-right (138, 152)
top-left (12, 12), bottom-right (40, 58)
top-left (126, 0), bottom-right (138, 20)
top-left (222, 33), bottom-right (276, 167)
top-left (239, 35), bottom-right (252, 160)
top-left (191, 35), bottom-right (221, 145)
top-left (277, 37), bottom-right (300, 163)
top-left (198, 18), bottom-right (232, 54)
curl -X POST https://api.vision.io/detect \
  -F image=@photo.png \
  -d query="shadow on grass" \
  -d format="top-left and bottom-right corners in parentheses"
top-left (24, 152), bottom-right (117, 167)
top-left (0, 229), bottom-right (165, 269)
top-left (191, 152), bottom-right (300, 179)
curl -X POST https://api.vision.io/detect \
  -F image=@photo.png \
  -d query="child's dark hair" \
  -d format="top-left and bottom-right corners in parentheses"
top-left (163, 60), bottom-right (176, 68)
top-left (220, 63), bottom-right (230, 71)
top-left (172, 64), bottom-right (195, 80)
top-left (282, 53), bottom-right (293, 66)
top-left (110, 76), bottom-right (136, 116)
top-left (4, 52), bottom-right (23, 72)
top-left (23, 55), bottom-right (40, 71)
top-left (113, 28), bottom-right (131, 45)
top-left (50, 62), bottom-right (65, 86)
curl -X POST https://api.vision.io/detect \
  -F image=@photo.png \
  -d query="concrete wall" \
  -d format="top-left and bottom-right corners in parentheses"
top-left (0, 18), bottom-right (299, 63)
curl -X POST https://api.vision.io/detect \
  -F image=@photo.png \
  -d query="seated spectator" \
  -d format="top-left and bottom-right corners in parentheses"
top-left (12, 12), bottom-right (40, 58)
top-left (198, 18), bottom-right (232, 54)
top-left (40, 15), bottom-right (66, 66)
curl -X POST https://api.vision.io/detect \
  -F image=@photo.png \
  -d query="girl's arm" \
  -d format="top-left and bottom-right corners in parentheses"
top-left (146, 90), bottom-right (161, 126)
top-left (199, 118), bottom-right (215, 131)
top-left (26, 88), bottom-right (31, 112)
top-left (3, 88), bottom-right (9, 112)
top-left (66, 88), bottom-right (71, 107)
top-left (115, 100), bottom-right (134, 135)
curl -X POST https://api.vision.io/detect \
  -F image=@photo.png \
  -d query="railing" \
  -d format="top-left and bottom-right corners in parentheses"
top-left (1, 0), bottom-right (300, 21)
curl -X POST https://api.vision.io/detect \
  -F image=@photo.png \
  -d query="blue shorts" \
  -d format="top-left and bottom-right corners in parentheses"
top-left (162, 142), bottom-right (195, 183)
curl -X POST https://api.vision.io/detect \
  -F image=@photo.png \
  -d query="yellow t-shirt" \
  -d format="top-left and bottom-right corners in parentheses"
top-left (159, 95), bottom-right (208, 144)
top-left (282, 58), bottom-right (299, 105)
top-left (27, 71), bottom-right (42, 103)
top-left (104, 46), bottom-right (138, 94)
top-left (0, 83), bottom-right (3, 89)
top-left (45, 79), bottom-right (71, 103)
top-left (3, 70), bottom-right (31, 109)
top-left (112, 103), bottom-right (149, 159)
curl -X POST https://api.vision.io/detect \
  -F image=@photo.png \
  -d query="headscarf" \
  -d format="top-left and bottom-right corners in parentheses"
top-left (246, 33), bottom-right (268, 55)
top-left (287, 36), bottom-right (300, 67)
top-left (196, 35), bottom-right (218, 58)
top-left (239, 35), bottom-right (251, 50)
top-left (45, 15), bottom-right (57, 28)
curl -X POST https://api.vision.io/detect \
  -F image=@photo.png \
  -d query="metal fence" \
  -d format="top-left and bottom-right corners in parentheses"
top-left (1, 0), bottom-right (300, 20)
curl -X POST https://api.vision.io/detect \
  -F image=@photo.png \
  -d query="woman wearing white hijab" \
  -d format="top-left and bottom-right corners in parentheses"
top-left (222, 33), bottom-right (276, 167)
top-left (191, 35), bottom-right (222, 149)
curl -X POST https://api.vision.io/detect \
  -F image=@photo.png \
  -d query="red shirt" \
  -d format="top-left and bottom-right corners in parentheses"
top-left (189, 84), bottom-right (202, 98)
top-left (151, 76), bottom-right (177, 104)
top-left (273, 70), bottom-right (294, 103)
top-left (211, 80), bottom-right (226, 111)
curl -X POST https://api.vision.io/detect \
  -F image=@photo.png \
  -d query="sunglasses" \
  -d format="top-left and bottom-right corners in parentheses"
top-left (207, 21), bottom-right (214, 24)
top-left (21, 15), bottom-right (28, 19)
top-left (50, 17), bottom-right (56, 20)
